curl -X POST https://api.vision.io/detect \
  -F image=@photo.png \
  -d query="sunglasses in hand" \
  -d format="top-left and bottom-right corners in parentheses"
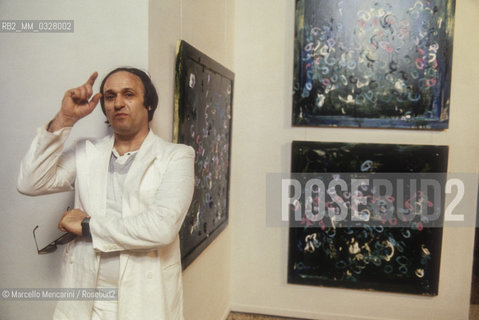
top-left (33, 225), bottom-right (77, 255)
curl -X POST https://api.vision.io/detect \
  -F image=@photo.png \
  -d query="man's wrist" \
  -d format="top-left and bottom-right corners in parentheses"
top-left (47, 113), bottom-right (76, 132)
top-left (81, 217), bottom-right (91, 238)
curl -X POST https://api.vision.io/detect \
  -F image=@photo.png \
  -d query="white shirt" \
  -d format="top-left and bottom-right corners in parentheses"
top-left (93, 148), bottom-right (137, 318)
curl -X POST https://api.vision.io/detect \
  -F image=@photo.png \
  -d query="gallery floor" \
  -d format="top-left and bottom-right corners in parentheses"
top-left (227, 313), bottom-right (304, 320)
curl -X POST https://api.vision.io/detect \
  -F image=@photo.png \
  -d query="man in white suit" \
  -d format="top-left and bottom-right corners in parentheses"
top-left (18, 68), bottom-right (195, 319)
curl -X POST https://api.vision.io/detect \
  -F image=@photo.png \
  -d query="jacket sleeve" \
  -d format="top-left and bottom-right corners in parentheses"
top-left (17, 125), bottom-right (76, 195)
top-left (89, 145), bottom-right (195, 252)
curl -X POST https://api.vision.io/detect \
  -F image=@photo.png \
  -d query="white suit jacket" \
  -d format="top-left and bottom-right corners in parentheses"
top-left (18, 126), bottom-right (195, 320)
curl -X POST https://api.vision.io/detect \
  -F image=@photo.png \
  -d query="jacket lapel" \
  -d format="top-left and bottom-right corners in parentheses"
top-left (85, 135), bottom-right (114, 217)
top-left (122, 130), bottom-right (159, 205)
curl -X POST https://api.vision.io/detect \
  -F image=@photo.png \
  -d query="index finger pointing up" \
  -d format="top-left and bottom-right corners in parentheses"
top-left (86, 71), bottom-right (99, 86)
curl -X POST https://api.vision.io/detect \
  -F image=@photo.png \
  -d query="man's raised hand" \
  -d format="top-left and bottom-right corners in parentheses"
top-left (48, 72), bottom-right (102, 132)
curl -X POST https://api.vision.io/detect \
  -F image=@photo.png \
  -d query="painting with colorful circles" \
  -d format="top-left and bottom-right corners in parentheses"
top-left (174, 41), bottom-right (234, 269)
top-left (292, 0), bottom-right (455, 129)
top-left (288, 141), bottom-right (448, 295)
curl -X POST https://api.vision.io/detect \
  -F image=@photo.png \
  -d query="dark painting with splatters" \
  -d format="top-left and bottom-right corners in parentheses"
top-left (292, 0), bottom-right (455, 129)
top-left (174, 41), bottom-right (234, 269)
top-left (288, 141), bottom-right (448, 295)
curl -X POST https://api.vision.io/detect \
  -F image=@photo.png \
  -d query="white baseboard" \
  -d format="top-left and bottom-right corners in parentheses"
top-left (221, 306), bottom-right (232, 320)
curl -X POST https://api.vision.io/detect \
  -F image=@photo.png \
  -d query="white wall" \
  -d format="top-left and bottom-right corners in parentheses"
top-left (230, 0), bottom-right (479, 319)
top-left (0, 1), bottom-right (148, 319)
top-left (148, 1), bottom-right (234, 319)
